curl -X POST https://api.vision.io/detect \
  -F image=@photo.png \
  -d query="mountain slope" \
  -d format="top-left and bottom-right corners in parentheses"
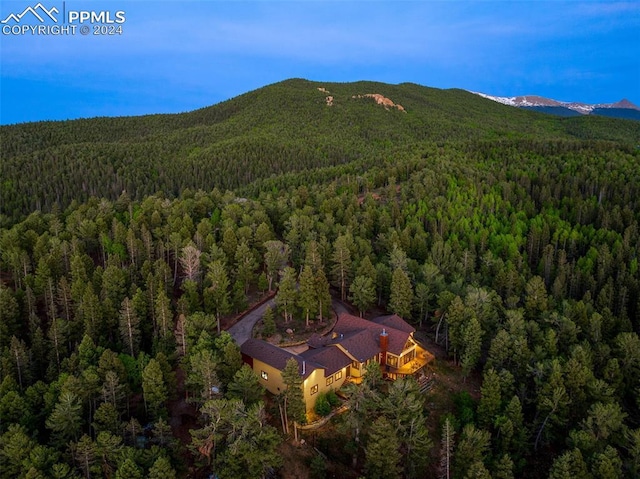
top-left (2, 78), bottom-right (639, 226)
top-left (473, 91), bottom-right (640, 120)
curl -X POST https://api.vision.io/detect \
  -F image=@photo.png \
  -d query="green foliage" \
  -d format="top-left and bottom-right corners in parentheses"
top-left (261, 305), bottom-right (276, 337)
top-left (142, 358), bottom-right (168, 419)
top-left (364, 416), bottom-right (402, 479)
top-left (1, 79), bottom-right (640, 479)
top-left (349, 275), bottom-right (377, 316)
top-left (226, 365), bottom-right (265, 406)
top-left (282, 357), bottom-right (306, 425)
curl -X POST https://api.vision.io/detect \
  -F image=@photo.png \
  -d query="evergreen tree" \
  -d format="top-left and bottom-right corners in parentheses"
top-left (389, 267), bottom-right (413, 318)
top-left (314, 268), bottom-right (331, 323)
top-left (331, 234), bottom-right (353, 301)
top-left (275, 267), bottom-right (297, 323)
top-left (281, 357), bottom-right (306, 432)
top-left (261, 305), bottom-right (276, 337)
top-left (226, 364), bottom-right (265, 406)
top-left (364, 416), bottom-right (402, 479)
top-left (349, 275), bottom-right (376, 317)
top-left (148, 456), bottom-right (176, 479)
top-left (142, 358), bottom-right (168, 419)
top-left (186, 349), bottom-right (219, 404)
top-left (263, 240), bottom-right (289, 292)
top-left (298, 265), bottom-right (317, 327)
top-left (46, 391), bottom-right (83, 444)
top-left (206, 260), bottom-right (230, 334)
top-left (215, 332), bottom-right (243, 387)
top-left (460, 315), bottom-right (483, 380)
top-left (234, 240), bottom-right (257, 294)
top-left (454, 424), bottom-right (491, 477)
top-left (119, 297), bottom-right (140, 357)
top-left (439, 417), bottom-right (455, 479)
top-left (71, 434), bottom-right (96, 479)
top-left (115, 457), bottom-right (143, 479)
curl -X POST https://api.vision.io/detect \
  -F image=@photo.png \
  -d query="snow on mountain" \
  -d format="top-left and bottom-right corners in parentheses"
top-left (471, 92), bottom-right (639, 115)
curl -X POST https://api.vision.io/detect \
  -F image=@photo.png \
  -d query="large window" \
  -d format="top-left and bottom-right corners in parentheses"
top-left (326, 376), bottom-right (334, 386)
top-left (311, 385), bottom-right (318, 395)
top-left (335, 370), bottom-right (342, 380)
top-left (402, 349), bottom-right (415, 365)
top-left (261, 370), bottom-right (268, 380)
top-left (351, 361), bottom-right (360, 370)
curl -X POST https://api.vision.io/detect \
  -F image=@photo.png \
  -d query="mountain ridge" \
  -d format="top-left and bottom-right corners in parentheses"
top-left (472, 91), bottom-right (640, 118)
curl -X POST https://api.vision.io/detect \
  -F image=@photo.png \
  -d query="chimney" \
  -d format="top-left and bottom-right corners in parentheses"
top-left (379, 329), bottom-right (389, 369)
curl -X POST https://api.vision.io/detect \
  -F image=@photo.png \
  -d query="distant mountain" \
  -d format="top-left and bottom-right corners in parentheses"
top-left (2, 78), bottom-right (640, 225)
top-left (472, 92), bottom-right (640, 120)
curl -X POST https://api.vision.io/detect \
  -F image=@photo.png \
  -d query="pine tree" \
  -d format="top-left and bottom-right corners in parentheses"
top-left (142, 358), bottom-right (168, 419)
top-left (71, 434), bottom-right (96, 479)
top-left (154, 289), bottom-right (174, 351)
top-left (298, 265), bottom-right (317, 327)
top-left (364, 416), bottom-right (402, 479)
top-left (331, 234), bottom-right (353, 301)
top-left (454, 424), bottom-right (491, 476)
top-left (439, 417), bottom-right (455, 479)
top-left (493, 454), bottom-right (515, 479)
top-left (275, 267), bottom-right (297, 323)
top-left (148, 456), bottom-right (176, 479)
top-left (206, 260), bottom-right (230, 334)
top-left (314, 268), bottom-right (331, 323)
top-left (186, 349), bottom-right (220, 403)
top-left (180, 243), bottom-right (202, 283)
top-left (46, 391), bottom-right (83, 444)
top-left (9, 336), bottom-right (30, 391)
top-left (226, 364), bottom-right (265, 406)
top-left (349, 275), bottom-right (376, 317)
top-left (234, 241), bottom-right (257, 292)
top-left (460, 315), bottom-right (483, 380)
top-left (264, 240), bottom-right (289, 292)
top-left (115, 458), bottom-right (143, 479)
top-left (389, 267), bottom-right (413, 318)
top-left (261, 305), bottom-right (276, 337)
top-left (477, 368), bottom-right (502, 429)
top-left (281, 357), bottom-right (306, 433)
top-left (119, 297), bottom-right (140, 357)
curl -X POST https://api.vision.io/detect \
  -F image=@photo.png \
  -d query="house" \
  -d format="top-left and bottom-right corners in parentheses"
top-left (240, 312), bottom-right (433, 411)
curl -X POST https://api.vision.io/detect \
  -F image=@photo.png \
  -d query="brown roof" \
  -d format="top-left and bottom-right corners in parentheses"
top-left (241, 313), bottom-right (416, 378)
top-left (300, 346), bottom-right (352, 375)
top-left (307, 333), bottom-right (331, 349)
top-left (332, 312), bottom-right (413, 358)
top-left (240, 339), bottom-right (322, 379)
top-left (372, 314), bottom-right (416, 334)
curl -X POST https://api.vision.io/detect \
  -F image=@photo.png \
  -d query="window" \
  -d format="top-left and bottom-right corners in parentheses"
top-left (310, 384), bottom-right (318, 395)
top-left (261, 370), bottom-right (268, 380)
top-left (351, 361), bottom-right (360, 370)
top-left (335, 370), bottom-right (342, 380)
top-left (326, 376), bottom-right (334, 386)
top-left (387, 355), bottom-right (398, 367)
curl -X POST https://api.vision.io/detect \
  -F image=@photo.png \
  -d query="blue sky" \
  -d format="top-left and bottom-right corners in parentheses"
top-left (1, 0), bottom-right (638, 125)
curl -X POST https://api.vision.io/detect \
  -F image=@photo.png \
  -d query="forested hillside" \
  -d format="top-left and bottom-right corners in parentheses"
top-left (2, 79), bottom-right (639, 227)
top-left (1, 80), bottom-right (639, 478)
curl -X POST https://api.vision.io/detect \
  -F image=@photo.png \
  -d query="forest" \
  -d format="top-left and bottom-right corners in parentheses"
top-left (0, 79), bottom-right (639, 479)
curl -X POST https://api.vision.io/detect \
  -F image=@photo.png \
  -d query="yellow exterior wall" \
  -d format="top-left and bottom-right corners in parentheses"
top-left (251, 358), bottom-right (287, 396)
top-left (302, 365), bottom-right (349, 411)
top-left (250, 358), bottom-right (350, 411)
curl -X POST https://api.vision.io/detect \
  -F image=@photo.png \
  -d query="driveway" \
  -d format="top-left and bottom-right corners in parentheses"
top-left (228, 297), bottom-right (353, 346)
top-left (228, 298), bottom-right (276, 345)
